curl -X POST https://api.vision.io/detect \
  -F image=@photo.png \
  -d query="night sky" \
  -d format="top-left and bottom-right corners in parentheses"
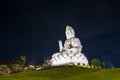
top-left (0, 0), bottom-right (120, 68)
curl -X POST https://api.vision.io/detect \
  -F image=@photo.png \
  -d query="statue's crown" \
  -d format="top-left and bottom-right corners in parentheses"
top-left (66, 25), bottom-right (75, 34)
top-left (66, 25), bottom-right (72, 30)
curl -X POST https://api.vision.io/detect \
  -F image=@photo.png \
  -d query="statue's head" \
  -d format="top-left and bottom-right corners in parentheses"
top-left (65, 26), bottom-right (75, 39)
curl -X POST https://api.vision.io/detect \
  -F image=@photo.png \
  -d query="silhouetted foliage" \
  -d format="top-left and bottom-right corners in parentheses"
top-left (15, 56), bottom-right (26, 67)
top-left (90, 58), bottom-right (101, 68)
top-left (102, 62), bottom-right (106, 68)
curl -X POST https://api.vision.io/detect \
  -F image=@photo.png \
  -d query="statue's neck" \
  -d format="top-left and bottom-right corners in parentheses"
top-left (66, 37), bottom-right (75, 40)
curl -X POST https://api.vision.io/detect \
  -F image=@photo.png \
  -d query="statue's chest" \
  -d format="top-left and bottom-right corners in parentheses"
top-left (65, 39), bottom-right (71, 45)
top-left (65, 39), bottom-right (75, 45)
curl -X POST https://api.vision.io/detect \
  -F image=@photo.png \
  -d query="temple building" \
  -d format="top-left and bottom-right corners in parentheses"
top-left (50, 26), bottom-right (89, 66)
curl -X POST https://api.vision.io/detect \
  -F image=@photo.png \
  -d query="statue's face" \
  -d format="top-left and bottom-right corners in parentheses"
top-left (66, 29), bottom-right (75, 39)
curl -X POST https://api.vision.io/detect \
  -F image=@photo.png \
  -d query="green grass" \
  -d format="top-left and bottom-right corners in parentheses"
top-left (0, 66), bottom-right (120, 80)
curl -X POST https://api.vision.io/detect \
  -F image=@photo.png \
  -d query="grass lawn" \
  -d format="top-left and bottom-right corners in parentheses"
top-left (0, 66), bottom-right (120, 80)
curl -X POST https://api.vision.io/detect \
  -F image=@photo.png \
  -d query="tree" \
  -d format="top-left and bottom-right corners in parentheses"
top-left (102, 62), bottom-right (106, 68)
top-left (19, 56), bottom-right (26, 67)
top-left (15, 55), bottom-right (26, 67)
top-left (9, 55), bottom-right (26, 73)
top-left (90, 58), bottom-right (101, 68)
top-left (20, 56), bottom-right (26, 66)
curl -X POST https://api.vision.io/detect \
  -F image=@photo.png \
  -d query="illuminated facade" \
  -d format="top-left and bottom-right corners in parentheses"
top-left (50, 26), bottom-right (88, 66)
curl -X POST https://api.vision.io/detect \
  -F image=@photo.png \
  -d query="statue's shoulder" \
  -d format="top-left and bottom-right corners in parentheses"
top-left (65, 37), bottom-right (80, 43)
top-left (72, 37), bottom-right (80, 40)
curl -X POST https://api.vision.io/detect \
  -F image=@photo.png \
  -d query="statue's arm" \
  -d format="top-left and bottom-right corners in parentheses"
top-left (58, 40), bottom-right (63, 51)
top-left (72, 38), bottom-right (82, 48)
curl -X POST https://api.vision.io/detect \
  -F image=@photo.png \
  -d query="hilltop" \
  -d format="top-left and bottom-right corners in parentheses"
top-left (0, 66), bottom-right (120, 80)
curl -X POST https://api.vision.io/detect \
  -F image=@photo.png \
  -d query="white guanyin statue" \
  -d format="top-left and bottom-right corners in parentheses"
top-left (50, 26), bottom-right (89, 66)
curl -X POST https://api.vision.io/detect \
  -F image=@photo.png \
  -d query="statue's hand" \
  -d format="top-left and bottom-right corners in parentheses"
top-left (66, 48), bottom-right (73, 53)
top-left (67, 48), bottom-right (78, 54)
